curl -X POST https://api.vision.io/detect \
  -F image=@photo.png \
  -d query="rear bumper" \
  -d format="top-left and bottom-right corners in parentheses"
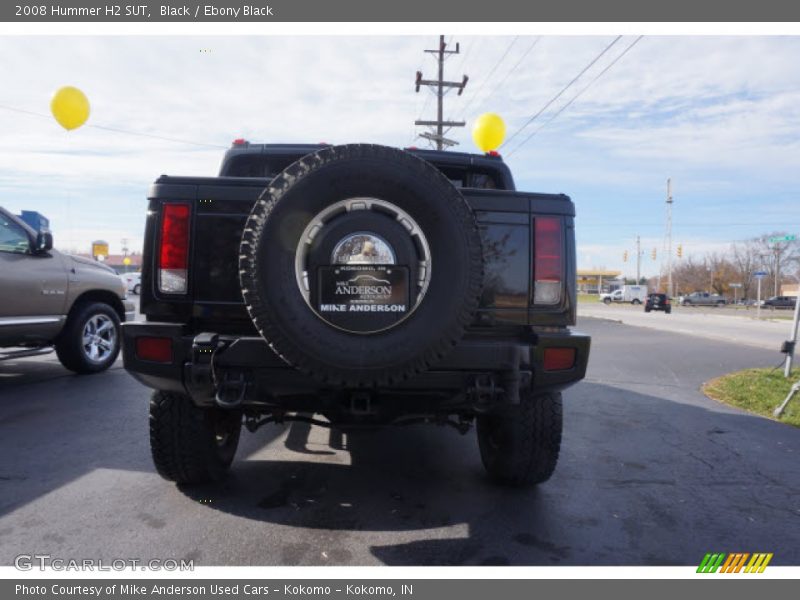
top-left (122, 322), bottom-right (590, 406)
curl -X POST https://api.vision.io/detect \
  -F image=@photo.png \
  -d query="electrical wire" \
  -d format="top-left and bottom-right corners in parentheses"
top-left (458, 36), bottom-right (519, 119)
top-left (502, 35), bottom-right (622, 149)
top-left (471, 37), bottom-right (541, 116)
top-left (0, 103), bottom-right (227, 149)
top-left (506, 36), bottom-right (643, 156)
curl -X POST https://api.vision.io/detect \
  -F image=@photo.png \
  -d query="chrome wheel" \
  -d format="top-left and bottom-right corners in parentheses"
top-left (294, 197), bottom-right (432, 332)
top-left (81, 314), bottom-right (117, 363)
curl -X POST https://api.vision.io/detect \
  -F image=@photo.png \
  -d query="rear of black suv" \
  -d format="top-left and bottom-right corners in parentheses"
top-left (123, 143), bottom-right (590, 487)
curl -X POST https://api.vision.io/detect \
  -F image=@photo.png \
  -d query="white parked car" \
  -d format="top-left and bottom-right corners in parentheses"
top-left (122, 271), bottom-right (142, 295)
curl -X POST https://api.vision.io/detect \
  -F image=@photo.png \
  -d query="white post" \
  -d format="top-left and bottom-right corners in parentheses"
top-left (757, 278), bottom-right (762, 319)
top-left (784, 293), bottom-right (800, 377)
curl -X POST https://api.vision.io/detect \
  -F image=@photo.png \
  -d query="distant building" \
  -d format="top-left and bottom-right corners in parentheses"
top-left (781, 283), bottom-right (798, 298)
top-left (577, 269), bottom-right (623, 294)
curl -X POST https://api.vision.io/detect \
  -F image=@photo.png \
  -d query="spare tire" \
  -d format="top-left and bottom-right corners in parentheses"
top-left (239, 144), bottom-right (483, 387)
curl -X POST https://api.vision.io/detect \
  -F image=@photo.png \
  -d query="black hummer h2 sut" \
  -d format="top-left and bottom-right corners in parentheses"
top-left (122, 142), bottom-right (590, 486)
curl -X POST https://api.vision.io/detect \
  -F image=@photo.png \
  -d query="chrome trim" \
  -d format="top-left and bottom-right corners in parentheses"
top-left (0, 316), bottom-right (65, 326)
top-left (294, 197), bottom-right (433, 335)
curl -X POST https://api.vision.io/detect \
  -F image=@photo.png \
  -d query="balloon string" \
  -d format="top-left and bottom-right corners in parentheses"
top-left (0, 103), bottom-right (227, 149)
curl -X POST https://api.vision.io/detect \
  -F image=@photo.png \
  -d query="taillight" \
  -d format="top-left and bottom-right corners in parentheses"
top-left (158, 203), bottom-right (190, 294)
top-left (534, 216), bottom-right (563, 305)
top-left (135, 336), bottom-right (173, 363)
top-left (543, 347), bottom-right (576, 371)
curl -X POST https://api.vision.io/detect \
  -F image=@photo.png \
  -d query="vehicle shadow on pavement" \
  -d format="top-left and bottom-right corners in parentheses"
top-left (176, 381), bottom-right (800, 566)
top-left (0, 358), bottom-right (289, 522)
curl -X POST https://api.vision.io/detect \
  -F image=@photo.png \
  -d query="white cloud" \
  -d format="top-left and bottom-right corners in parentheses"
top-left (0, 35), bottom-right (799, 261)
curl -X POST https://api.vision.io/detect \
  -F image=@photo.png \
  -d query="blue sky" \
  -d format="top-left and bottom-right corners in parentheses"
top-left (1, 35), bottom-right (798, 277)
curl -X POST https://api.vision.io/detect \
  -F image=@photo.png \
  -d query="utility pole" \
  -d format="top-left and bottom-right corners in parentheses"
top-left (415, 35), bottom-right (469, 150)
top-left (636, 235), bottom-right (641, 283)
top-left (666, 178), bottom-right (674, 297)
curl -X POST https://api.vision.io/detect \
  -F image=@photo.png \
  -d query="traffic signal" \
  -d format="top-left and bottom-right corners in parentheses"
top-left (651, 248), bottom-right (657, 260)
top-left (623, 250), bottom-right (628, 262)
top-left (677, 244), bottom-right (683, 258)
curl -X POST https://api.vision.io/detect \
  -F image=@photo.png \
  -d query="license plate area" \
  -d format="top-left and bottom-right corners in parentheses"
top-left (314, 265), bottom-right (410, 333)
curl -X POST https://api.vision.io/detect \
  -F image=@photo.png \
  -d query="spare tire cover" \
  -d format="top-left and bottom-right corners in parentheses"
top-left (239, 144), bottom-right (483, 387)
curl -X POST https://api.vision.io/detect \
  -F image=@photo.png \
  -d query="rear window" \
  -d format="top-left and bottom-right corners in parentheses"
top-left (222, 155), bottom-right (298, 177)
top-left (223, 151), bottom-right (506, 189)
top-left (437, 166), bottom-right (499, 189)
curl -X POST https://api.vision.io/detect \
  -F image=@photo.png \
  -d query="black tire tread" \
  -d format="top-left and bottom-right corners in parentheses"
top-left (149, 390), bottom-right (240, 484)
top-left (477, 390), bottom-right (562, 486)
top-left (239, 144), bottom-right (483, 387)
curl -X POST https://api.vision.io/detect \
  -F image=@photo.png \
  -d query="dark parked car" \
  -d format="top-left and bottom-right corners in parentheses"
top-left (645, 293), bottom-right (671, 314)
top-left (762, 296), bottom-right (797, 309)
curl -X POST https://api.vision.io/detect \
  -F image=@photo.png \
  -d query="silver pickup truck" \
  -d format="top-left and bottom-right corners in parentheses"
top-left (0, 207), bottom-right (135, 373)
top-left (679, 292), bottom-right (727, 306)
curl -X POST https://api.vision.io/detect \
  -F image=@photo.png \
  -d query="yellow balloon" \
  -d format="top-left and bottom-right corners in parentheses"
top-left (472, 112), bottom-right (506, 152)
top-left (51, 86), bottom-right (90, 131)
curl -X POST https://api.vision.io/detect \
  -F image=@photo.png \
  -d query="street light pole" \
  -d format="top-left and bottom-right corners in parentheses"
top-left (666, 178), bottom-right (673, 298)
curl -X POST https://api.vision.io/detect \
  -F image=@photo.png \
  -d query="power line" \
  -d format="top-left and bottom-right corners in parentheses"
top-left (502, 35), bottom-right (623, 149)
top-left (0, 103), bottom-right (227, 149)
top-left (471, 37), bottom-right (541, 116)
top-left (506, 35), bottom-right (643, 156)
top-left (458, 36), bottom-right (519, 120)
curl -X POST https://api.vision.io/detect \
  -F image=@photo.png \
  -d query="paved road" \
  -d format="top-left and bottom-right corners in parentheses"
top-left (1, 318), bottom-right (798, 566)
top-left (579, 303), bottom-right (793, 351)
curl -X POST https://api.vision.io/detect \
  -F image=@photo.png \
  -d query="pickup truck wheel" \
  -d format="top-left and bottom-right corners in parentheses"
top-left (54, 302), bottom-right (121, 374)
top-left (133, 284), bottom-right (141, 295)
top-left (477, 390), bottom-right (562, 486)
top-left (239, 144), bottom-right (483, 387)
top-left (603, 297), bottom-right (611, 305)
top-left (632, 299), bottom-right (641, 305)
top-left (149, 390), bottom-right (241, 484)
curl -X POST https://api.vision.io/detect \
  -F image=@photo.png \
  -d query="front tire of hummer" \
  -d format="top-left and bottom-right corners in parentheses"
top-left (149, 391), bottom-right (242, 484)
top-left (476, 390), bottom-right (562, 486)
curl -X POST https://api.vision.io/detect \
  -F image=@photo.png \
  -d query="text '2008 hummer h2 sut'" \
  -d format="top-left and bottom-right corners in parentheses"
top-left (122, 142), bottom-right (590, 486)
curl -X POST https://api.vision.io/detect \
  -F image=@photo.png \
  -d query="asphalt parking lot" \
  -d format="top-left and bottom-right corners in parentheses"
top-left (0, 317), bottom-right (798, 566)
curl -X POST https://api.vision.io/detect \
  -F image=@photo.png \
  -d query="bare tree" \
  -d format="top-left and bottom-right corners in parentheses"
top-left (753, 233), bottom-right (799, 296)
top-left (731, 239), bottom-right (759, 299)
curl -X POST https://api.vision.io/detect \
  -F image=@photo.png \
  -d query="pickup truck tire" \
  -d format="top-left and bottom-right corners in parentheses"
top-left (603, 297), bottom-right (611, 305)
top-left (149, 390), bottom-right (242, 484)
top-left (631, 299), bottom-right (641, 305)
top-left (239, 144), bottom-right (483, 387)
top-left (133, 284), bottom-right (141, 295)
top-left (55, 301), bottom-right (121, 374)
top-left (476, 390), bottom-right (562, 486)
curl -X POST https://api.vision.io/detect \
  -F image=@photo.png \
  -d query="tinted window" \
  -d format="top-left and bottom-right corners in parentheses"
top-left (479, 224), bottom-right (529, 309)
top-left (223, 155), bottom-right (297, 177)
top-left (0, 214), bottom-right (29, 254)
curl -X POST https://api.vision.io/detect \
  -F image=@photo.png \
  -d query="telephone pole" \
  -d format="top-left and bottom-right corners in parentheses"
top-left (666, 178), bottom-right (674, 297)
top-left (636, 235), bottom-right (641, 282)
top-left (415, 35), bottom-right (469, 150)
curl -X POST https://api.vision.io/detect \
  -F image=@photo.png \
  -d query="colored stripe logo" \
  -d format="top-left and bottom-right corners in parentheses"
top-left (697, 552), bottom-right (773, 573)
